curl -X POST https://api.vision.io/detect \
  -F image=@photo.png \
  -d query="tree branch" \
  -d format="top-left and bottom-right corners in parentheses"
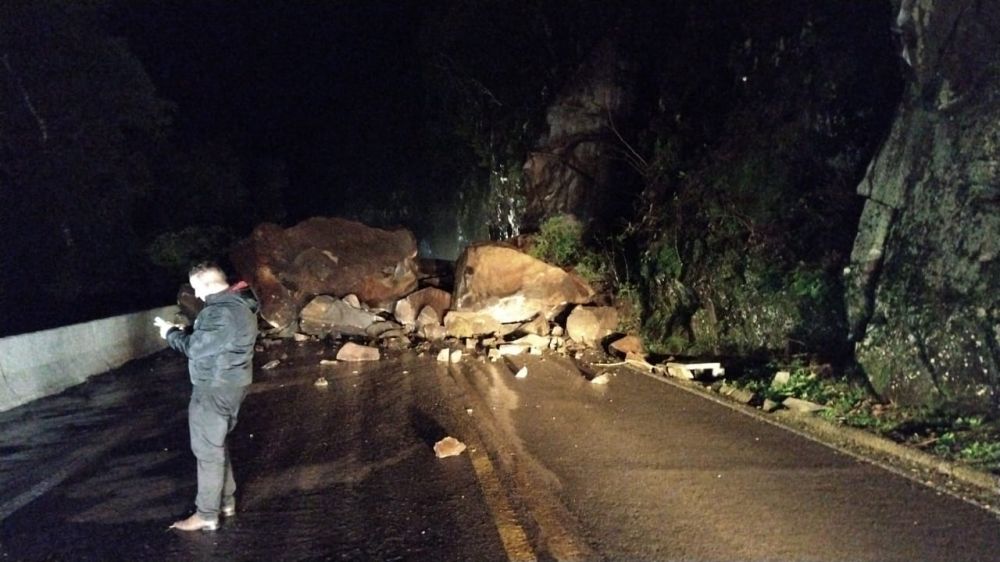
top-left (2, 53), bottom-right (48, 143)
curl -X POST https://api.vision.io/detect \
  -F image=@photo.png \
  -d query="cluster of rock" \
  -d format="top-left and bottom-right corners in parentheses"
top-left (228, 218), bottom-right (623, 359)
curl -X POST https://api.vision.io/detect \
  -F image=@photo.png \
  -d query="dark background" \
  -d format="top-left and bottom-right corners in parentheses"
top-left (0, 1), bottom-right (901, 337)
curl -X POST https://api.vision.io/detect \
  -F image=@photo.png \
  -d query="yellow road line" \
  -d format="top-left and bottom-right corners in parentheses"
top-left (467, 443), bottom-right (538, 562)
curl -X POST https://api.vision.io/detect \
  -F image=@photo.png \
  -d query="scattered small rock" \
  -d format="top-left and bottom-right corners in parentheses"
top-left (293, 333), bottom-right (310, 342)
top-left (514, 366), bottom-right (528, 379)
top-left (319, 359), bottom-right (338, 366)
top-left (782, 397), bottom-right (826, 413)
top-left (434, 436), bottom-right (467, 458)
top-left (487, 348), bottom-right (502, 361)
top-left (772, 371), bottom-right (791, 388)
top-left (518, 315), bottom-right (550, 336)
top-left (609, 335), bottom-right (645, 358)
top-left (591, 373), bottom-right (611, 385)
top-left (719, 383), bottom-right (758, 405)
top-left (436, 349), bottom-right (451, 362)
top-left (342, 294), bottom-right (362, 309)
top-left (450, 349), bottom-right (463, 363)
top-left (419, 324), bottom-right (447, 341)
top-left (262, 359), bottom-right (281, 370)
top-left (498, 344), bottom-right (528, 356)
top-left (336, 342), bottom-right (381, 362)
top-left (762, 398), bottom-right (782, 412)
top-left (513, 334), bottom-right (551, 349)
top-left (665, 362), bottom-right (695, 380)
top-left (314, 377), bottom-right (329, 388)
top-left (552, 325), bottom-right (564, 337)
top-left (366, 320), bottom-right (402, 338)
top-left (465, 338), bottom-right (478, 350)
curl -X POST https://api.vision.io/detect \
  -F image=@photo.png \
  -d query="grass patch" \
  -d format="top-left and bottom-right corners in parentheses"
top-left (727, 360), bottom-right (1000, 474)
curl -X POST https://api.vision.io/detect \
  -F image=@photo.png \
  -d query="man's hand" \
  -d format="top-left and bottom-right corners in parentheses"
top-left (154, 317), bottom-right (180, 339)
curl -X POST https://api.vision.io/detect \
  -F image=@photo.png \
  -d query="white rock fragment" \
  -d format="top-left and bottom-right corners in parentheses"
top-left (771, 371), bottom-right (791, 387)
top-left (665, 362), bottom-right (694, 380)
top-left (515, 366), bottom-right (528, 379)
top-left (782, 397), bottom-right (826, 413)
top-left (314, 377), bottom-right (329, 388)
top-left (591, 373), bottom-right (611, 385)
top-left (434, 436), bottom-right (467, 458)
top-left (499, 344), bottom-right (528, 356)
top-left (684, 362), bottom-right (725, 378)
top-left (336, 342), bottom-right (380, 362)
top-left (319, 359), bottom-right (338, 366)
top-left (487, 348), bottom-right (502, 361)
top-left (450, 349), bottom-right (463, 363)
top-left (293, 333), bottom-right (309, 342)
top-left (762, 398), bottom-right (781, 412)
top-left (262, 359), bottom-right (281, 370)
top-left (436, 349), bottom-right (451, 362)
top-left (512, 334), bottom-right (551, 349)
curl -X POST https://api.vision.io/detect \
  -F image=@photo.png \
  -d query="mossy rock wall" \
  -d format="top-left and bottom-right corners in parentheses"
top-left (846, 0), bottom-right (1000, 414)
top-left (642, 252), bottom-right (846, 358)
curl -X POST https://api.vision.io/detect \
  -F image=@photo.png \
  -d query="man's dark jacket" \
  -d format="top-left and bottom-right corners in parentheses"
top-left (166, 290), bottom-right (258, 387)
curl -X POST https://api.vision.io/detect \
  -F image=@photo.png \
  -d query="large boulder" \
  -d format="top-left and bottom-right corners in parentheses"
top-left (393, 287), bottom-right (452, 326)
top-left (846, 0), bottom-right (1000, 413)
top-left (299, 295), bottom-right (381, 337)
top-left (452, 243), bottom-right (594, 324)
top-left (230, 217), bottom-right (419, 329)
top-left (566, 306), bottom-right (619, 347)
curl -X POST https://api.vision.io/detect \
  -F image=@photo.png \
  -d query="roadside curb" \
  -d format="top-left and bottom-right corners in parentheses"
top-left (771, 409), bottom-right (1000, 494)
top-left (615, 363), bottom-right (1000, 514)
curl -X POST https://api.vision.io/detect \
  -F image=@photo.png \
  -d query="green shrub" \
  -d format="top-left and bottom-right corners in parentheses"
top-left (530, 214), bottom-right (585, 267)
top-left (789, 266), bottom-right (829, 301)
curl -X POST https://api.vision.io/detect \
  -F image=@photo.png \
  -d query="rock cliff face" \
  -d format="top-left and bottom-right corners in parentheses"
top-left (521, 33), bottom-right (637, 232)
top-left (847, 0), bottom-right (1000, 413)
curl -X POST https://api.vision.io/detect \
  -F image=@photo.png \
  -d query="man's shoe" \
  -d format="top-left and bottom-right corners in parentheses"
top-left (169, 513), bottom-right (219, 532)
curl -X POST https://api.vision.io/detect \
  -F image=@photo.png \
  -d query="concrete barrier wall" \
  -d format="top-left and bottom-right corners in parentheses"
top-left (0, 305), bottom-right (179, 412)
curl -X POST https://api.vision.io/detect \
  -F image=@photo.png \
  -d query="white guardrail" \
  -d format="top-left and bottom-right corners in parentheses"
top-left (0, 305), bottom-right (179, 412)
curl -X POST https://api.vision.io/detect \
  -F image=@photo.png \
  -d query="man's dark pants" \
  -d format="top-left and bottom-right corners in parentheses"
top-left (189, 385), bottom-right (248, 520)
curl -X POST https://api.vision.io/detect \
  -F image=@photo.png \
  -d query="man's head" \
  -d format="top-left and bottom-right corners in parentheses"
top-left (188, 263), bottom-right (230, 301)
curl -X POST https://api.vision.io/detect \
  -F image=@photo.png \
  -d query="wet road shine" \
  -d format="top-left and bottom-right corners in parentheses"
top-left (2, 340), bottom-right (1000, 561)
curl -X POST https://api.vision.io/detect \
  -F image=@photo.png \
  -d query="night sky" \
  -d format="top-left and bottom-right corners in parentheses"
top-left (111, 1), bottom-right (424, 220)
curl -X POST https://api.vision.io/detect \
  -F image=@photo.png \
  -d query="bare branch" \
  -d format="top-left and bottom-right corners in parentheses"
top-left (605, 106), bottom-right (646, 170)
top-left (2, 53), bottom-right (48, 143)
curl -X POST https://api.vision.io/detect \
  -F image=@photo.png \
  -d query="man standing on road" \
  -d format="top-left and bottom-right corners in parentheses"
top-left (154, 263), bottom-right (258, 531)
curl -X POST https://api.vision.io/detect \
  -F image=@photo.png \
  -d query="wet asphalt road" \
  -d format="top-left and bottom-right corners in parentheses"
top-left (2, 339), bottom-right (1000, 561)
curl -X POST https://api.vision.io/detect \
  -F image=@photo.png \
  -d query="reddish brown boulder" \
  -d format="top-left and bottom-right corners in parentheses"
top-left (231, 217), bottom-right (419, 329)
top-left (393, 287), bottom-right (452, 326)
top-left (566, 305), bottom-right (619, 347)
top-left (452, 242), bottom-right (594, 323)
